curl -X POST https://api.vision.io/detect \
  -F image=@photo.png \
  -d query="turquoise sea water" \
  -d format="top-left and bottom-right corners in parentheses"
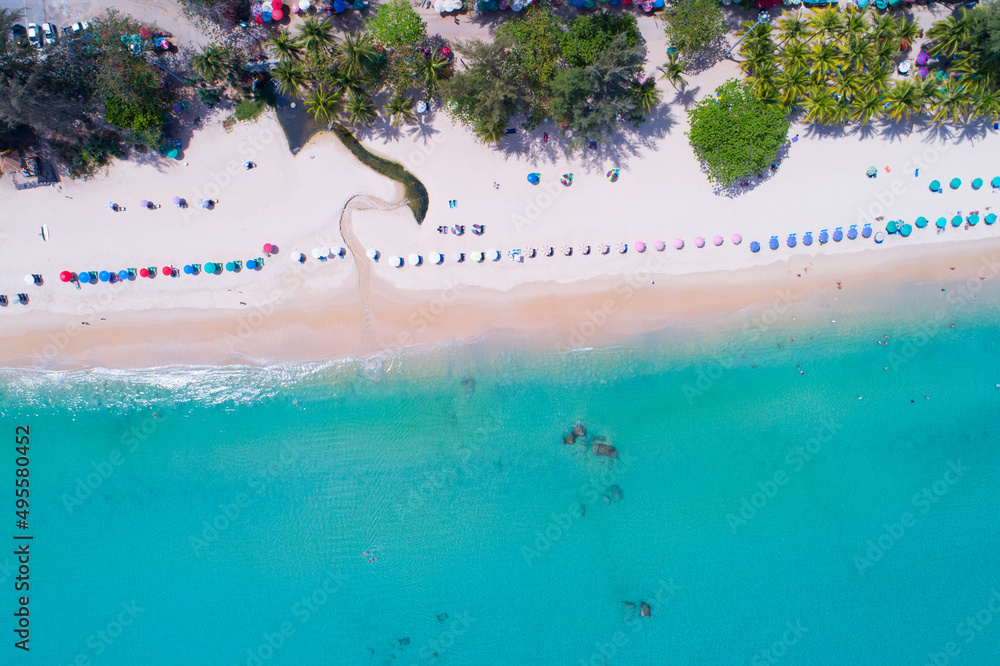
top-left (2, 280), bottom-right (1000, 665)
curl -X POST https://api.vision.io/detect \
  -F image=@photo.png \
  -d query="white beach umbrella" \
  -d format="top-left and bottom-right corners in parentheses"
top-left (311, 248), bottom-right (324, 259)
top-left (452, 252), bottom-right (464, 262)
top-left (490, 249), bottom-right (501, 261)
top-left (298, 0), bottom-right (310, 9)
top-left (432, 253), bottom-right (444, 264)
top-left (330, 246), bottom-right (344, 257)
top-left (390, 255), bottom-right (403, 267)
top-left (408, 253), bottom-right (422, 266)
top-left (366, 248), bottom-right (379, 260)
top-left (474, 251), bottom-right (485, 263)
top-left (320, 247), bottom-right (332, 258)
top-left (23, 274), bottom-right (35, 285)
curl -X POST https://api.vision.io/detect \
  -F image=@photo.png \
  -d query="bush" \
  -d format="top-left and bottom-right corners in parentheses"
top-left (197, 87), bottom-right (222, 106)
top-left (664, 0), bottom-right (725, 56)
top-left (235, 98), bottom-right (266, 121)
top-left (54, 131), bottom-right (124, 179)
top-left (561, 12), bottom-right (640, 67)
top-left (367, 0), bottom-right (427, 48)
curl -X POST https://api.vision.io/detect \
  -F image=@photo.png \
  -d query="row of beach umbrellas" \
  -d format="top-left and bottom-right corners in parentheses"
top-left (928, 176), bottom-right (999, 192)
top-left (63, 260), bottom-right (264, 284)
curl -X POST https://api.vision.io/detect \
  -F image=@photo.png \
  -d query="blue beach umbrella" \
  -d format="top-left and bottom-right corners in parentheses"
top-left (205, 262), bottom-right (216, 273)
top-left (803, 233), bottom-right (813, 246)
top-left (992, 177), bottom-right (1000, 188)
top-left (118, 270), bottom-right (129, 281)
top-left (819, 230), bottom-right (829, 244)
top-left (862, 225), bottom-right (872, 238)
top-left (848, 226), bottom-right (858, 240)
top-left (246, 259), bottom-right (257, 270)
top-left (951, 215), bottom-right (962, 227)
top-left (973, 178), bottom-right (984, 190)
top-left (936, 217), bottom-right (947, 228)
top-left (768, 237), bottom-right (779, 250)
top-left (929, 180), bottom-right (941, 192)
top-left (333, 0), bottom-right (346, 11)
top-left (916, 216), bottom-right (928, 228)
top-left (750, 241), bottom-right (760, 253)
top-left (950, 178), bottom-right (961, 189)
top-left (225, 261), bottom-right (236, 272)
top-left (99, 270), bottom-right (110, 282)
top-left (900, 224), bottom-right (913, 237)
top-left (184, 264), bottom-right (194, 274)
top-left (886, 220), bottom-right (898, 234)
top-left (79, 271), bottom-right (91, 284)
top-left (986, 213), bottom-right (997, 225)
top-left (968, 214), bottom-right (979, 226)
top-left (833, 228), bottom-right (843, 242)
top-left (787, 234), bottom-right (796, 248)
top-left (527, 172), bottom-right (540, 184)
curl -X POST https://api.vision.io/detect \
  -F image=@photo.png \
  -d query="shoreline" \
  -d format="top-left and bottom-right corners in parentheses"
top-left (2, 235), bottom-right (997, 370)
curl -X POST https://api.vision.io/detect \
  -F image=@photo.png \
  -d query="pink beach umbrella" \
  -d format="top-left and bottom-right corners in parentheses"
top-left (713, 235), bottom-right (723, 246)
top-left (673, 238), bottom-right (684, 250)
top-left (273, 9), bottom-right (283, 19)
top-left (731, 234), bottom-right (742, 245)
top-left (271, 0), bottom-right (282, 8)
top-left (654, 240), bottom-right (665, 252)
top-left (695, 237), bottom-right (705, 248)
top-left (263, 243), bottom-right (274, 254)
top-left (635, 241), bottom-right (646, 253)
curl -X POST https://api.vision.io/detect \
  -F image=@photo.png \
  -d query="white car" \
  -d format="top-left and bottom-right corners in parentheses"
top-left (26, 23), bottom-right (40, 48)
top-left (41, 23), bottom-right (56, 46)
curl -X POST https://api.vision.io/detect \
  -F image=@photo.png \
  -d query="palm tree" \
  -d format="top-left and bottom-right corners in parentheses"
top-left (385, 93), bottom-right (416, 127)
top-left (777, 65), bottom-right (811, 107)
top-left (632, 77), bottom-right (660, 116)
top-left (807, 7), bottom-right (844, 45)
top-left (926, 8), bottom-right (973, 57)
top-left (346, 90), bottom-right (377, 127)
top-left (897, 18), bottom-right (921, 52)
top-left (747, 60), bottom-right (778, 93)
top-left (872, 39), bottom-right (899, 69)
top-left (305, 85), bottom-right (344, 125)
top-left (831, 69), bottom-right (862, 101)
top-left (740, 41), bottom-right (773, 76)
top-left (418, 51), bottom-right (449, 99)
top-left (842, 6), bottom-right (869, 37)
top-left (338, 32), bottom-right (379, 81)
top-left (869, 13), bottom-right (899, 42)
top-left (932, 78), bottom-right (973, 124)
top-left (781, 39), bottom-right (809, 71)
top-left (883, 80), bottom-right (924, 121)
top-left (950, 49), bottom-right (981, 79)
top-left (272, 60), bottom-right (308, 96)
top-left (269, 30), bottom-right (304, 62)
top-left (862, 67), bottom-right (892, 96)
top-left (299, 18), bottom-right (336, 56)
top-left (658, 52), bottom-right (688, 90)
top-left (810, 43), bottom-right (842, 82)
top-left (191, 44), bottom-right (229, 83)
top-left (476, 121), bottom-right (507, 145)
top-left (842, 38), bottom-right (873, 72)
top-left (778, 13), bottom-right (807, 44)
top-left (851, 89), bottom-right (883, 124)
top-left (971, 84), bottom-right (1000, 122)
top-left (803, 86), bottom-right (838, 123)
top-left (755, 80), bottom-right (783, 107)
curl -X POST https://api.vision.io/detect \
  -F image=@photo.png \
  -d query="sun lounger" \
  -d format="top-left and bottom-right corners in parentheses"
top-left (147, 266), bottom-right (157, 277)
top-left (0, 295), bottom-right (7, 306)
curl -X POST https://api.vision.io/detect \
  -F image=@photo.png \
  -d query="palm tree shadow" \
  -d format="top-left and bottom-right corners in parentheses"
top-left (877, 118), bottom-right (914, 143)
top-left (918, 121), bottom-right (955, 144)
top-left (670, 86), bottom-right (701, 110)
top-left (373, 118), bottom-right (403, 143)
top-left (956, 119), bottom-right (990, 143)
top-left (850, 122), bottom-right (881, 141)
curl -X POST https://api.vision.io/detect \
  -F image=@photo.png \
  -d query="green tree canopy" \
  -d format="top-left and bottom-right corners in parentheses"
top-left (663, 0), bottom-right (725, 57)
top-left (972, 1), bottom-right (1000, 76)
top-left (686, 79), bottom-right (789, 187)
top-left (560, 12), bottom-right (640, 67)
top-left (367, 0), bottom-right (427, 48)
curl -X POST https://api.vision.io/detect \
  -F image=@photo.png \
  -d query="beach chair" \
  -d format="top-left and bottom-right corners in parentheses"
top-left (0, 295), bottom-right (7, 306)
top-left (18, 293), bottom-right (28, 304)
top-left (234, 260), bottom-right (243, 270)
top-left (193, 264), bottom-right (201, 274)
top-left (89, 271), bottom-right (98, 282)
top-left (147, 266), bottom-right (157, 277)
top-left (128, 268), bottom-right (137, 278)
top-left (255, 257), bottom-right (264, 267)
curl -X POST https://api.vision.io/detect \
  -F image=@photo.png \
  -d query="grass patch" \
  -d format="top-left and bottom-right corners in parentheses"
top-left (235, 98), bottom-right (267, 122)
top-left (331, 124), bottom-right (428, 223)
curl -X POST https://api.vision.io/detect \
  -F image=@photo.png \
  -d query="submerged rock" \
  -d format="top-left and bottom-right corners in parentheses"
top-left (593, 442), bottom-right (618, 458)
top-left (602, 494), bottom-right (611, 505)
top-left (462, 377), bottom-right (475, 394)
top-left (437, 613), bottom-right (449, 622)
top-left (563, 433), bottom-right (576, 445)
top-left (578, 503), bottom-right (586, 517)
top-left (640, 602), bottom-right (651, 617)
top-left (398, 638), bottom-right (410, 647)
top-left (573, 422), bottom-right (587, 438)
top-left (607, 484), bottom-right (623, 502)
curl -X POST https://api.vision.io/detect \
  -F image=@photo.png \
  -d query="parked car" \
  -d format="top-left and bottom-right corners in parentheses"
top-left (11, 24), bottom-right (26, 41)
top-left (26, 23), bottom-right (40, 48)
top-left (41, 23), bottom-right (56, 46)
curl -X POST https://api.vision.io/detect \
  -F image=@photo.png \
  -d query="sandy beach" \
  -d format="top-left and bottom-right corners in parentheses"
top-left (2, 4), bottom-right (999, 368)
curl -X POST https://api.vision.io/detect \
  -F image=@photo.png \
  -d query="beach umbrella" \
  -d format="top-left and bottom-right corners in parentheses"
top-left (184, 264), bottom-right (194, 274)
top-left (79, 271), bottom-right (91, 284)
top-left (273, 9), bottom-right (283, 19)
top-left (561, 174), bottom-right (573, 186)
top-left (263, 243), bottom-right (274, 254)
top-left (527, 172), bottom-right (540, 184)
top-left (695, 237), bottom-right (705, 248)
top-left (299, 0), bottom-right (311, 9)
top-left (819, 231), bottom-right (829, 244)
top-left (452, 252), bottom-right (464, 262)
top-left (433, 253), bottom-right (444, 264)
top-left (787, 234), bottom-right (796, 248)
top-left (163, 266), bottom-right (173, 276)
top-left (636, 241), bottom-right (646, 253)
top-left (205, 262), bottom-right (216, 273)
top-left (950, 178), bottom-right (961, 189)
top-left (139, 268), bottom-right (149, 278)
top-left (225, 261), bottom-right (236, 272)
top-left (59, 271), bottom-right (73, 283)
top-left (901, 224), bottom-right (913, 237)
top-left (106, 201), bottom-right (116, 210)
top-left (673, 238), bottom-right (684, 249)
top-left (917, 66), bottom-right (929, 79)
top-left (390, 256), bottom-right (403, 267)
top-left (320, 247), bottom-right (331, 258)
top-left (545, 246), bottom-right (554, 256)
top-left (866, 166), bottom-right (877, 177)
top-left (246, 260), bottom-right (257, 270)
top-left (99, 271), bottom-right (110, 282)
top-left (916, 216), bottom-right (928, 228)
top-left (330, 246), bottom-right (343, 257)
top-left (916, 51), bottom-right (929, 65)
top-left (291, 252), bottom-right (304, 263)
top-left (862, 225), bottom-right (873, 238)
top-left (311, 248), bottom-right (325, 259)
top-left (490, 249), bottom-right (501, 261)
top-left (731, 234), bottom-right (742, 245)
top-left (803, 233), bottom-right (813, 246)
top-left (968, 214), bottom-right (979, 226)
top-left (140, 199), bottom-right (149, 208)
top-left (833, 229), bottom-right (843, 242)
top-left (768, 237), bottom-right (779, 250)
top-left (992, 177), bottom-right (1000, 188)
top-left (599, 244), bottom-right (610, 254)
top-left (750, 241), bottom-right (760, 253)
top-left (886, 220), bottom-right (898, 234)
top-left (929, 180), bottom-right (941, 191)
top-left (333, 0), bottom-right (346, 11)
top-left (606, 169), bottom-right (619, 182)
top-left (262, 10), bottom-right (272, 21)
top-left (201, 199), bottom-right (211, 208)
top-left (847, 227), bottom-right (858, 240)
top-left (986, 213), bottom-right (997, 225)
top-left (172, 196), bottom-right (182, 207)
top-left (973, 178), bottom-right (984, 190)
top-left (562, 245), bottom-right (572, 256)
top-left (952, 215), bottom-right (962, 227)
top-left (366, 249), bottom-right (378, 260)
top-left (713, 235), bottom-right (723, 246)
top-left (116, 269), bottom-right (128, 281)
top-left (580, 244), bottom-right (590, 255)
top-left (616, 242), bottom-right (627, 253)
top-left (408, 253), bottom-right (422, 266)
top-left (655, 240), bottom-right (666, 251)
top-left (936, 217), bottom-right (947, 229)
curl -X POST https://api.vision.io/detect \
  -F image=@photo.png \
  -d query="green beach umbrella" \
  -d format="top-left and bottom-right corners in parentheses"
top-left (929, 180), bottom-right (941, 191)
top-left (936, 217), bottom-right (947, 228)
top-left (986, 213), bottom-right (997, 225)
top-left (992, 177), bottom-right (1000, 188)
top-left (968, 214), bottom-right (979, 226)
top-left (972, 178), bottom-right (983, 189)
top-left (952, 215), bottom-right (963, 227)
top-left (225, 261), bottom-right (236, 272)
top-left (916, 216), bottom-right (928, 228)
top-left (950, 178), bottom-right (961, 189)
top-left (886, 220), bottom-right (898, 234)
top-left (900, 223), bottom-right (913, 237)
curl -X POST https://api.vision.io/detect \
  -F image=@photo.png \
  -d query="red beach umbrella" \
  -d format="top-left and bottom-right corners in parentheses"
top-left (271, 0), bottom-right (282, 8)
top-left (162, 266), bottom-right (172, 276)
top-left (60, 270), bottom-right (73, 282)
top-left (139, 268), bottom-right (149, 278)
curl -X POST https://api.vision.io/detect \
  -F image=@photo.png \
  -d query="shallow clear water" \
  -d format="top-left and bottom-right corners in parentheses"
top-left (3, 279), bottom-right (1000, 665)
